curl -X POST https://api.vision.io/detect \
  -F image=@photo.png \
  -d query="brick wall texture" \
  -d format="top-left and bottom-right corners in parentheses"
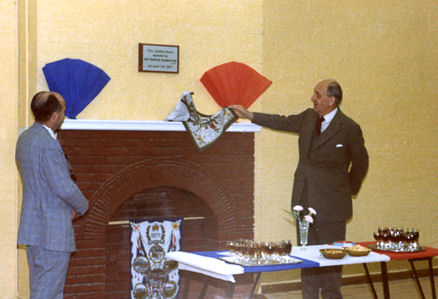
top-left (58, 130), bottom-right (255, 298)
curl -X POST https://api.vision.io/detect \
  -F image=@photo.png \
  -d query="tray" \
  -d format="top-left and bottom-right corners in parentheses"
top-left (368, 244), bottom-right (425, 253)
top-left (219, 255), bottom-right (302, 266)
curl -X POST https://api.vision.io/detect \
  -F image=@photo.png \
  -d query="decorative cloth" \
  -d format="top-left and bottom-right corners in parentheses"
top-left (42, 58), bottom-right (110, 119)
top-left (166, 92), bottom-right (236, 151)
top-left (200, 61), bottom-right (272, 109)
top-left (130, 219), bottom-right (183, 299)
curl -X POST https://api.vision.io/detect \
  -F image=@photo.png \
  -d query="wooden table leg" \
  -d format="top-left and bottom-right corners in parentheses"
top-left (195, 276), bottom-right (236, 299)
top-left (409, 259), bottom-right (426, 299)
top-left (248, 273), bottom-right (262, 299)
top-left (226, 283), bottom-right (235, 299)
top-left (428, 258), bottom-right (437, 299)
top-left (381, 262), bottom-right (390, 299)
top-left (363, 263), bottom-right (378, 299)
top-left (197, 276), bottom-right (209, 299)
top-left (182, 274), bottom-right (190, 299)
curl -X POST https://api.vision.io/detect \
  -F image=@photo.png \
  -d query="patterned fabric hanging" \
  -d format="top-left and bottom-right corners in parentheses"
top-left (130, 218), bottom-right (183, 299)
top-left (166, 92), bottom-right (236, 151)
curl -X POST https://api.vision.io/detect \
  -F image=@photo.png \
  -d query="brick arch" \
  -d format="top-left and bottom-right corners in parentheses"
top-left (80, 158), bottom-right (238, 240)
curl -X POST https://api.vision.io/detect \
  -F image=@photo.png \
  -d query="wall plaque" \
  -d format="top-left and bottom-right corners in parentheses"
top-left (139, 43), bottom-right (179, 73)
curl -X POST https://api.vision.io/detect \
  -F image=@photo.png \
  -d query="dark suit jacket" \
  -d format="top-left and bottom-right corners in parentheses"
top-left (253, 108), bottom-right (368, 222)
top-left (16, 122), bottom-right (89, 252)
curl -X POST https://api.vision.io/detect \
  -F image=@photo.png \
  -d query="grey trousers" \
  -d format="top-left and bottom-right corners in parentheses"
top-left (26, 245), bottom-right (71, 299)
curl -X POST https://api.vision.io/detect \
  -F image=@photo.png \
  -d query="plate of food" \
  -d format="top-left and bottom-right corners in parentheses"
top-left (320, 248), bottom-right (347, 259)
top-left (344, 244), bottom-right (371, 256)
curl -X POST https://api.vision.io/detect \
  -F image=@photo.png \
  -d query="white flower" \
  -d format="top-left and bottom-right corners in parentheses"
top-left (304, 215), bottom-right (314, 223)
top-left (292, 205), bottom-right (304, 211)
top-left (286, 205), bottom-right (317, 226)
top-left (308, 207), bottom-right (317, 215)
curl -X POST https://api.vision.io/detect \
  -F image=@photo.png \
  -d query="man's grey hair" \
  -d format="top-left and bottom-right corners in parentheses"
top-left (326, 80), bottom-right (342, 105)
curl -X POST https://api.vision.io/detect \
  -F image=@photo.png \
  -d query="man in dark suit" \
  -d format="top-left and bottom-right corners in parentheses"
top-left (16, 91), bottom-right (89, 299)
top-left (231, 79), bottom-right (368, 299)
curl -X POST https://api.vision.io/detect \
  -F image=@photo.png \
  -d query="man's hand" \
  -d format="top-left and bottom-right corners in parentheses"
top-left (229, 105), bottom-right (254, 120)
top-left (72, 210), bottom-right (81, 221)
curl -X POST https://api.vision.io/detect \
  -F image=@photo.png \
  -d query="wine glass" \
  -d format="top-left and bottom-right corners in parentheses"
top-left (406, 228), bottom-right (419, 251)
top-left (373, 231), bottom-right (382, 249)
top-left (282, 240), bottom-right (293, 255)
top-left (227, 240), bottom-right (236, 255)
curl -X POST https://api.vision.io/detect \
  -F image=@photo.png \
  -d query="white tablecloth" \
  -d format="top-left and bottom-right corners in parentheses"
top-left (291, 244), bottom-right (390, 266)
top-left (167, 245), bottom-right (390, 283)
top-left (166, 251), bottom-right (244, 282)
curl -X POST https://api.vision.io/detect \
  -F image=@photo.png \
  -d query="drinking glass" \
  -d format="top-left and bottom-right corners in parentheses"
top-left (373, 231), bottom-right (382, 249)
top-left (381, 228), bottom-right (391, 249)
top-left (272, 242), bottom-right (282, 261)
top-left (406, 228), bottom-right (419, 251)
top-left (227, 240), bottom-right (236, 255)
top-left (393, 228), bottom-right (404, 250)
top-left (254, 242), bottom-right (263, 262)
top-left (260, 241), bottom-right (270, 260)
top-left (266, 242), bottom-right (275, 258)
top-left (247, 241), bottom-right (258, 263)
top-left (235, 240), bottom-right (244, 258)
top-left (401, 232), bottom-right (410, 251)
top-left (282, 240), bottom-right (293, 255)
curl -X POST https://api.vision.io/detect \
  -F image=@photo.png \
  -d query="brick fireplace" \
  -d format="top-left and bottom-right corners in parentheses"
top-left (57, 120), bottom-right (259, 298)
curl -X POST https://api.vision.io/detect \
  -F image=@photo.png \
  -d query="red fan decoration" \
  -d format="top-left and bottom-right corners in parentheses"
top-left (200, 61), bottom-right (272, 109)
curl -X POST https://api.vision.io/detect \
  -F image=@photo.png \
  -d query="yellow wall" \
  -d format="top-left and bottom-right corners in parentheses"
top-left (0, 1), bottom-right (18, 298)
top-left (31, 0), bottom-right (265, 121)
top-left (3, 0), bottom-right (437, 297)
top-left (258, 0), bottom-right (438, 284)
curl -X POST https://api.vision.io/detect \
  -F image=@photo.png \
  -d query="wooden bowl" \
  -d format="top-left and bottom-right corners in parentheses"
top-left (319, 248), bottom-right (347, 259)
top-left (345, 247), bottom-right (371, 257)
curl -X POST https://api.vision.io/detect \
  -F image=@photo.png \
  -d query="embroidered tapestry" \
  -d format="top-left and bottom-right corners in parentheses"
top-left (130, 219), bottom-right (183, 299)
top-left (166, 92), bottom-right (236, 151)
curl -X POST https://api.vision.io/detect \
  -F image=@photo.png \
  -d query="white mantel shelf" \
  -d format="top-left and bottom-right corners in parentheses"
top-left (60, 119), bottom-right (261, 132)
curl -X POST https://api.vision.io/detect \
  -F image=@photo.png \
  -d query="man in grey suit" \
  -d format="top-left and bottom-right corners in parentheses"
top-left (231, 79), bottom-right (368, 299)
top-left (16, 91), bottom-right (89, 299)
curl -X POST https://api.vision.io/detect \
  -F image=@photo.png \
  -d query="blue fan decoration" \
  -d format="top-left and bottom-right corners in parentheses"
top-left (43, 58), bottom-right (111, 119)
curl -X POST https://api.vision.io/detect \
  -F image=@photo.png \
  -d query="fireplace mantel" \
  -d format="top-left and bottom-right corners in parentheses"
top-left (60, 119), bottom-right (261, 132)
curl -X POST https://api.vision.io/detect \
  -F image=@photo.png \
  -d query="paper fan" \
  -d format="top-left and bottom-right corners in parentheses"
top-left (200, 61), bottom-right (272, 109)
top-left (43, 58), bottom-right (111, 119)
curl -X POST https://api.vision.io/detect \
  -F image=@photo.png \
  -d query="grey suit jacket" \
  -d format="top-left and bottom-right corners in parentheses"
top-left (253, 108), bottom-right (368, 222)
top-left (16, 122), bottom-right (88, 252)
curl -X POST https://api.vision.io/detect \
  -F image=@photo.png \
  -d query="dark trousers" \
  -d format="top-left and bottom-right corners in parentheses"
top-left (298, 220), bottom-right (346, 299)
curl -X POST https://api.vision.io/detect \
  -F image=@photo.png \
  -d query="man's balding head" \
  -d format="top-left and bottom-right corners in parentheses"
top-left (31, 91), bottom-right (63, 123)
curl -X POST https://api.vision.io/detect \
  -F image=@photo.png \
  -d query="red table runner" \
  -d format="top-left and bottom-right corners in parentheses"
top-left (358, 241), bottom-right (438, 260)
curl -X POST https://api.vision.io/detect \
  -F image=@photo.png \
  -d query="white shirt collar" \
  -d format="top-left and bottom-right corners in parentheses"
top-left (321, 107), bottom-right (338, 132)
top-left (42, 124), bottom-right (57, 140)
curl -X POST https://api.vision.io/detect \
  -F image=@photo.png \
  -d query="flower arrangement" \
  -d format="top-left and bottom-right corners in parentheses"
top-left (290, 205), bottom-right (317, 224)
top-left (283, 205), bottom-right (317, 247)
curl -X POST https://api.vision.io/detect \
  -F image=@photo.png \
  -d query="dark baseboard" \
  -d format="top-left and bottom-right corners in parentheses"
top-left (261, 267), bottom-right (438, 294)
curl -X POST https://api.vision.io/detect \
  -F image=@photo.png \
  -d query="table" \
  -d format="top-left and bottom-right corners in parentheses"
top-left (168, 243), bottom-right (438, 299)
top-left (167, 244), bottom-right (390, 299)
top-left (358, 242), bottom-right (438, 299)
